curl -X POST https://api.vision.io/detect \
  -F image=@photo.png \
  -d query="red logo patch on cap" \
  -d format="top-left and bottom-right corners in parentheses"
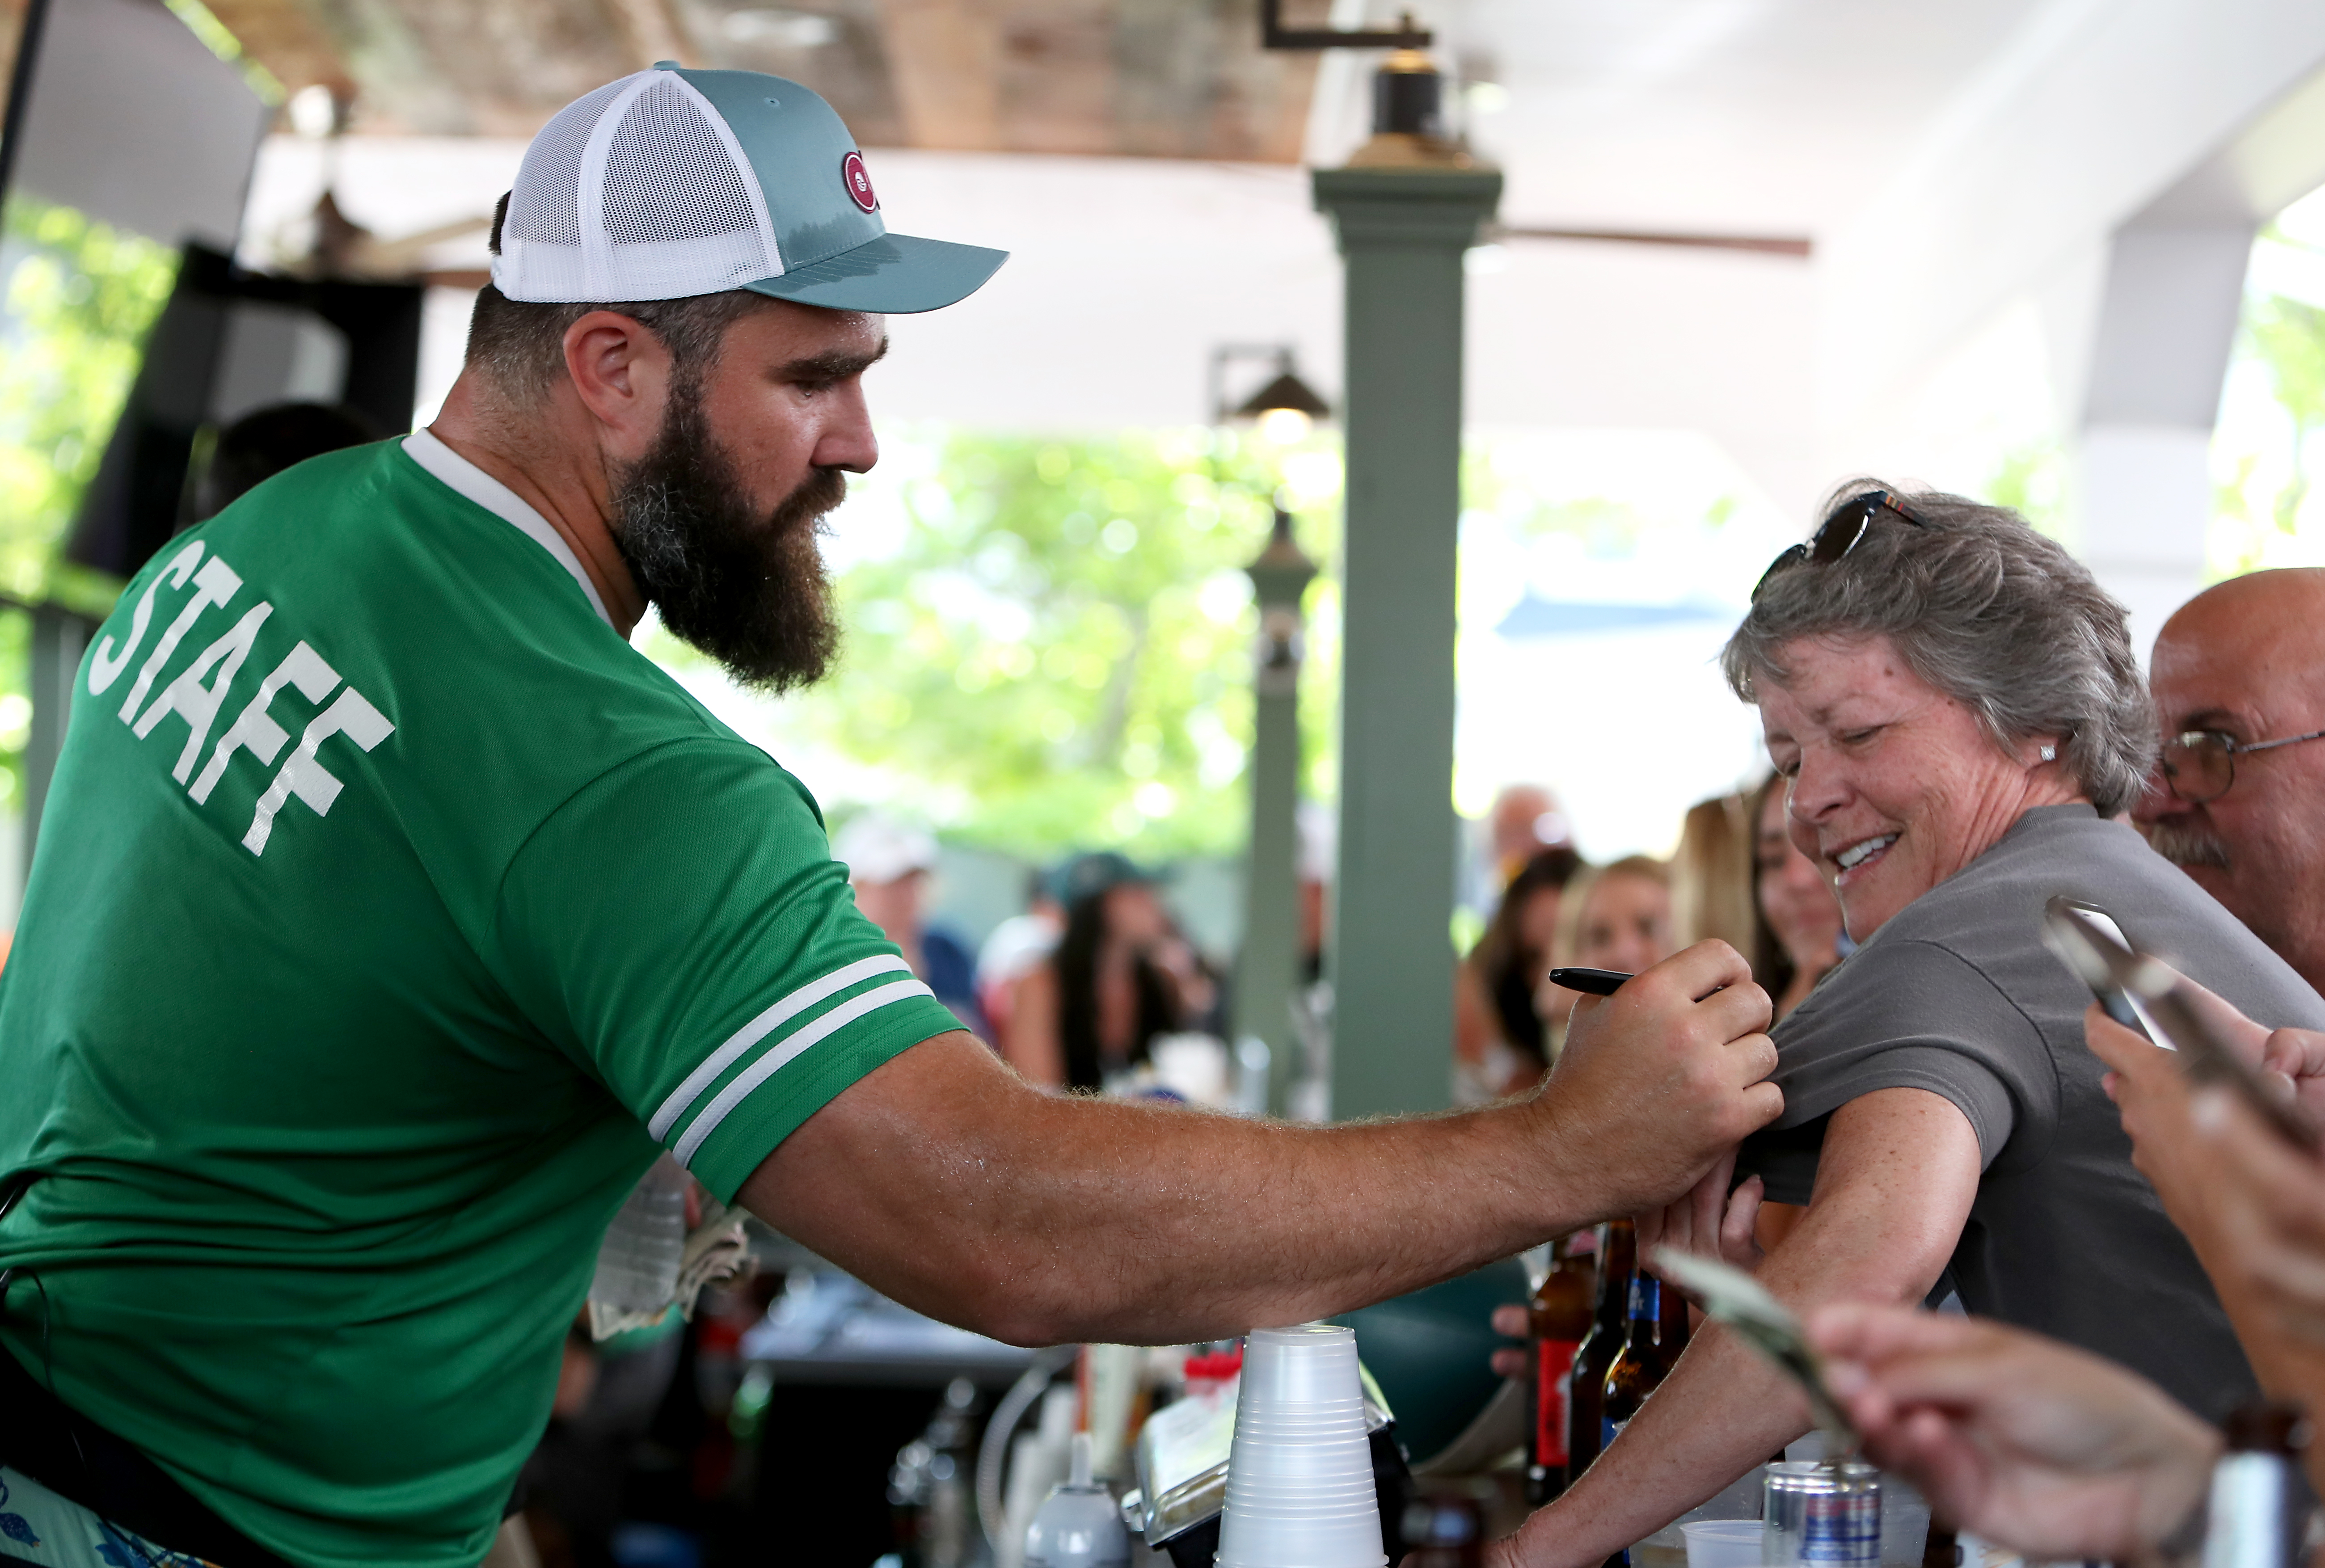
top-left (841, 151), bottom-right (878, 213)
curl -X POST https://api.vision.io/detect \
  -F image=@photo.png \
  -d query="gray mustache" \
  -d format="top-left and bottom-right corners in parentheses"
top-left (2142, 820), bottom-right (2230, 870)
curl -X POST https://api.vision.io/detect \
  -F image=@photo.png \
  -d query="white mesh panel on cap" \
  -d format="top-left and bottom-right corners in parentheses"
top-left (602, 79), bottom-right (759, 246)
top-left (494, 70), bottom-right (784, 303)
top-left (504, 77), bottom-right (628, 252)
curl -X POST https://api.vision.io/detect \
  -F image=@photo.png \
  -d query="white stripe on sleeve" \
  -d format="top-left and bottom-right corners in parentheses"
top-left (671, 978), bottom-right (933, 1168)
top-left (647, 954), bottom-right (914, 1140)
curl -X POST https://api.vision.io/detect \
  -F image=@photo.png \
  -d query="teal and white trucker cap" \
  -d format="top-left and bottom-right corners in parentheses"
top-left (493, 62), bottom-right (1006, 312)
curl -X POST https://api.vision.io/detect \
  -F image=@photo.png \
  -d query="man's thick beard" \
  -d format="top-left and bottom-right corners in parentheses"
top-left (611, 380), bottom-right (844, 692)
top-left (2143, 819), bottom-right (2231, 870)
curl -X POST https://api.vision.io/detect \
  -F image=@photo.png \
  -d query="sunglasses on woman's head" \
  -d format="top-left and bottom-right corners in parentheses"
top-left (1752, 489), bottom-right (1927, 602)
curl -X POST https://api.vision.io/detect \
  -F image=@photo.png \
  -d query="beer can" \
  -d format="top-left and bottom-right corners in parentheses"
top-left (1763, 1460), bottom-right (1880, 1568)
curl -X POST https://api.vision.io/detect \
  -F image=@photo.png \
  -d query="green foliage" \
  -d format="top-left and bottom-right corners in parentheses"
top-left (763, 429), bottom-right (1338, 860)
top-left (1986, 440), bottom-right (2070, 540)
top-left (2249, 293), bottom-right (2325, 534)
top-left (0, 196), bottom-right (176, 810)
top-left (0, 196), bottom-right (177, 597)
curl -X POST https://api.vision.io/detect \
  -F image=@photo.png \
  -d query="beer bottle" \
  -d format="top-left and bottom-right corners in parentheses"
top-left (1597, 1273), bottom-right (1670, 1568)
top-left (1524, 1233), bottom-right (1597, 1504)
top-left (1600, 1272), bottom-right (1668, 1453)
top-left (1564, 1218), bottom-right (1635, 1481)
top-left (2204, 1400), bottom-right (2310, 1568)
top-left (1656, 1262), bottom-right (1691, 1358)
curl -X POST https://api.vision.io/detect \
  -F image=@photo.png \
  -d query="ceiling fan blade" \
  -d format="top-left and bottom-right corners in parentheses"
top-left (1490, 224), bottom-right (1812, 259)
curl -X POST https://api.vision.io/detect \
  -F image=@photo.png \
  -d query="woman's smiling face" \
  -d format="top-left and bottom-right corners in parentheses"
top-left (1756, 633), bottom-right (2076, 940)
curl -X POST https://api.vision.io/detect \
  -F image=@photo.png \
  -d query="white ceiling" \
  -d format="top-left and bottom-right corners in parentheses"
top-left (1343, 0), bottom-right (2038, 238)
top-left (249, 0), bottom-right (2325, 528)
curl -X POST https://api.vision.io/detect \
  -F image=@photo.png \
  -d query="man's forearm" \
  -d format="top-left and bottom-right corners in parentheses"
top-left (746, 1032), bottom-right (1609, 1345)
top-left (746, 946), bottom-right (1776, 1346)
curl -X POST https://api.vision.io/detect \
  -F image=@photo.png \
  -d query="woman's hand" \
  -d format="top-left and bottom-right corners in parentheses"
top-left (1807, 1301), bottom-right (2218, 1563)
top-left (1637, 1148), bottom-right (1766, 1280)
top-left (1490, 1302), bottom-right (1530, 1380)
top-left (2116, 970), bottom-right (2312, 1107)
top-left (2259, 1026), bottom-right (2325, 1120)
top-left (2091, 1003), bottom-right (2325, 1355)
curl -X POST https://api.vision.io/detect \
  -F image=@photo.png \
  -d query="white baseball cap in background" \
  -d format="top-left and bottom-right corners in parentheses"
top-left (493, 62), bottom-right (1006, 312)
top-left (831, 814), bottom-right (940, 886)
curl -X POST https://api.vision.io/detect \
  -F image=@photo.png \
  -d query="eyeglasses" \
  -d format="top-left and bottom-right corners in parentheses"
top-left (1752, 489), bottom-right (1926, 602)
top-left (2156, 727), bottom-right (2325, 805)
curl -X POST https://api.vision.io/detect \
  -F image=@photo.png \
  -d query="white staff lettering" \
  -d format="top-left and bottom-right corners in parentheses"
top-left (190, 641), bottom-right (339, 806)
top-left (116, 556), bottom-right (243, 724)
top-left (133, 602), bottom-right (274, 783)
top-left (242, 685), bottom-right (394, 856)
top-left (87, 541), bottom-right (204, 696)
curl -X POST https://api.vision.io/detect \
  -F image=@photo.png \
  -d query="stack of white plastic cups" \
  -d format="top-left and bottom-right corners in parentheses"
top-left (1215, 1324), bottom-right (1387, 1568)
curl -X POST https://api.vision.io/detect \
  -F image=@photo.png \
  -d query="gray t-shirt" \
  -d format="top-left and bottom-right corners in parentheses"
top-left (1737, 803), bottom-right (2325, 1419)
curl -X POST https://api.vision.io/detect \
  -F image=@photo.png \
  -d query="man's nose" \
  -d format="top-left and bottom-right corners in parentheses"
top-left (814, 382), bottom-right (880, 474)
top-left (2130, 767), bottom-right (2186, 825)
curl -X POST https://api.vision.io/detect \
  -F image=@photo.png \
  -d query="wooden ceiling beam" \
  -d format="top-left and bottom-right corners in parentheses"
top-left (870, 0), bottom-right (1002, 148)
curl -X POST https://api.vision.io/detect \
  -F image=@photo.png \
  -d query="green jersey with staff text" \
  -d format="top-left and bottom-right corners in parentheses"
top-left (0, 432), bottom-right (964, 1568)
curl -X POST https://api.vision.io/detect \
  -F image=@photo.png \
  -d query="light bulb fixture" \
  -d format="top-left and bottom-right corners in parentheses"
top-left (1211, 345), bottom-right (1331, 432)
top-left (1257, 406), bottom-right (1312, 445)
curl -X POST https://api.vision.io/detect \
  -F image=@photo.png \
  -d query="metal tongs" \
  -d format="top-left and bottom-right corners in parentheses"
top-left (1653, 1247), bottom-right (1860, 1458)
top-left (2042, 897), bottom-right (2322, 1154)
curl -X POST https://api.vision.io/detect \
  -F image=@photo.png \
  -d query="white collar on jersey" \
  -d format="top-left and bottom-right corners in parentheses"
top-left (401, 428), bottom-right (616, 630)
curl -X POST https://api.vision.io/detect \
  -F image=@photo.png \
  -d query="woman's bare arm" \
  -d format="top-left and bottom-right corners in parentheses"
top-left (1495, 1087), bottom-right (1981, 1568)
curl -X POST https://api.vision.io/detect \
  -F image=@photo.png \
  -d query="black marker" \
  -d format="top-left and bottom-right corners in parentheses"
top-left (1548, 966), bottom-right (1633, 996)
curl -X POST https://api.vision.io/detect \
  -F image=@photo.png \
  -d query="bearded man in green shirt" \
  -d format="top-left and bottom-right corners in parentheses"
top-left (0, 65), bottom-right (1781, 1568)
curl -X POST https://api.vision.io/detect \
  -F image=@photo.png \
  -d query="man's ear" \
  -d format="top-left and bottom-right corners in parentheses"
top-left (561, 310), bottom-right (671, 459)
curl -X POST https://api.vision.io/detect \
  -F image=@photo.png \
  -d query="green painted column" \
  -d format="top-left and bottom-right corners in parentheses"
top-left (1311, 165), bottom-right (1500, 1119)
top-left (1234, 506), bottom-right (1316, 1113)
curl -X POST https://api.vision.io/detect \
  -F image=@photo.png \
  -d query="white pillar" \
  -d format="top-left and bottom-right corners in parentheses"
top-left (2076, 218), bottom-right (2254, 659)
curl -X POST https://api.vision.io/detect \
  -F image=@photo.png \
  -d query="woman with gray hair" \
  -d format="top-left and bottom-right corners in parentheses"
top-left (1494, 485), bottom-right (2325, 1568)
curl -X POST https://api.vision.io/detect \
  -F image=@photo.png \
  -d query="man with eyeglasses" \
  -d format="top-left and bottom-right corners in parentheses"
top-left (2137, 569), bottom-right (2325, 997)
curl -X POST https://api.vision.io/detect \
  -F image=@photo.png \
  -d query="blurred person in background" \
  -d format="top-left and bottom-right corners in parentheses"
top-left (1738, 774), bottom-right (1849, 1253)
top-left (1298, 800), bottom-right (1336, 987)
top-left (975, 866), bottom-right (1064, 1044)
top-left (1465, 784), bottom-right (1574, 922)
top-left (1535, 856), bottom-right (1673, 1054)
top-left (1669, 781), bottom-right (1842, 1021)
top-left (1671, 793), bottom-right (1755, 958)
top-left (831, 813), bottom-right (985, 1038)
top-left (1747, 775), bottom-right (1846, 1021)
top-left (191, 401), bottom-right (382, 523)
top-left (1456, 846), bottom-right (1587, 1102)
top-left (1506, 485), bottom-right (2325, 1568)
top-left (2134, 569), bottom-right (2325, 996)
top-left (1000, 852), bottom-right (1221, 1091)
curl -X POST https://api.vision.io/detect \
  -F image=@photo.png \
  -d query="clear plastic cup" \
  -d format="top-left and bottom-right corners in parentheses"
top-left (1215, 1324), bottom-right (1387, 1568)
top-left (1682, 1519), bottom-right (1765, 1568)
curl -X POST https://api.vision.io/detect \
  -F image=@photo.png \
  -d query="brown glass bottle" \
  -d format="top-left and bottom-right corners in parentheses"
top-left (1563, 1218), bottom-right (1635, 1482)
top-left (1524, 1233), bottom-right (1598, 1504)
top-left (1601, 1273), bottom-right (1671, 1450)
top-left (1596, 1272), bottom-right (1672, 1568)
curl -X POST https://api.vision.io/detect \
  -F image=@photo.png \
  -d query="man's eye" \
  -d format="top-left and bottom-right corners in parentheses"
top-left (1840, 726), bottom-right (1882, 745)
top-left (1772, 754), bottom-right (1801, 778)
